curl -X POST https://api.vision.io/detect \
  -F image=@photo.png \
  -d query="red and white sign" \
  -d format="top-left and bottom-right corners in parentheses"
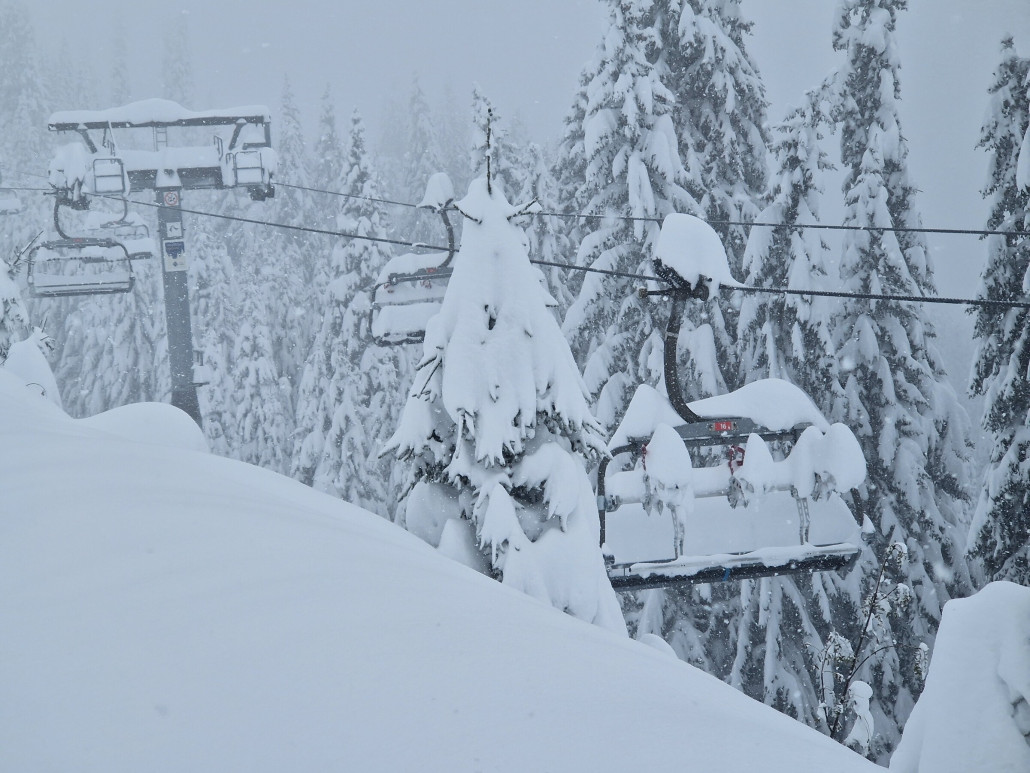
top-left (163, 191), bottom-right (180, 206)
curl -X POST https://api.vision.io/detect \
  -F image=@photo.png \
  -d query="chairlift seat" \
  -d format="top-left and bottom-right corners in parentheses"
top-left (27, 239), bottom-right (135, 297)
top-left (603, 488), bottom-right (862, 591)
top-left (369, 251), bottom-right (453, 345)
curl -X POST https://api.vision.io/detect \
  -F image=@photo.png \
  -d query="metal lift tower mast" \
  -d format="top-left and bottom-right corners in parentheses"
top-left (46, 99), bottom-right (276, 426)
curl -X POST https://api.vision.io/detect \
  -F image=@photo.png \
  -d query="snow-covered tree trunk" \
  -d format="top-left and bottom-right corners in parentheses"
top-left (967, 39), bottom-right (1030, 587)
top-left (385, 176), bottom-right (626, 633)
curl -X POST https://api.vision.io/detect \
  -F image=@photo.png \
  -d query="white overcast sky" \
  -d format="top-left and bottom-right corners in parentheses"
top-left (24, 0), bottom-right (1030, 303)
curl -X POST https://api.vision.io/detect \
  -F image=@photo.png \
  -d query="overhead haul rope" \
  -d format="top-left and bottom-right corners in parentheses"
top-left (277, 179), bottom-right (1030, 240)
top-left (8, 186), bottom-right (1029, 311)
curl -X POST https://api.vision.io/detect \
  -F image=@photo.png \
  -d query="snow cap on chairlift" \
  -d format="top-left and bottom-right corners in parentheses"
top-left (419, 172), bottom-right (455, 212)
top-left (654, 213), bottom-right (741, 292)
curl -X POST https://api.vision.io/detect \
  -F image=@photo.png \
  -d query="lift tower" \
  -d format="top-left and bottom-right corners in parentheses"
top-left (45, 99), bottom-right (276, 425)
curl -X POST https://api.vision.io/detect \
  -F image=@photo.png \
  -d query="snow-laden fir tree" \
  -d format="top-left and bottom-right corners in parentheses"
top-left (232, 289), bottom-right (290, 475)
top-left (663, 0), bottom-right (769, 280)
top-left (657, 0), bottom-right (770, 396)
top-left (403, 77), bottom-right (449, 249)
top-left (551, 63), bottom-right (600, 308)
top-left (967, 39), bottom-right (1030, 587)
top-left (824, 0), bottom-right (974, 757)
top-left (724, 103), bottom-right (850, 729)
top-left (56, 268), bottom-right (166, 417)
top-left (262, 75), bottom-right (313, 403)
top-left (161, 13), bottom-right (194, 107)
top-left (561, 0), bottom-right (697, 432)
top-left (109, 20), bottom-right (131, 106)
top-left (190, 227), bottom-right (240, 456)
top-left (384, 175), bottom-right (626, 633)
top-left (738, 104), bottom-right (838, 406)
top-left (514, 143), bottom-right (576, 314)
top-left (0, 252), bottom-right (29, 362)
top-left (297, 112), bottom-right (407, 516)
top-left (0, 4), bottom-right (52, 276)
top-left (309, 85), bottom-right (345, 289)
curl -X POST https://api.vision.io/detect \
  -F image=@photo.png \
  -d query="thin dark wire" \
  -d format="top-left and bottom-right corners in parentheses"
top-left (736, 283), bottom-right (1030, 310)
top-left (536, 258), bottom-right (1030, 310)
top-left (277, 181), bottom-right (420, 210)
top-left (532, 209), bottom-right (1030, 240)
top-left (103, 194), bottom-right (446, 252)
top-left (277, 179), bottom-right (1030, 239)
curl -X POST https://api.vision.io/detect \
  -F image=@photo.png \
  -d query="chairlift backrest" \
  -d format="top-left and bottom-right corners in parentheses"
top-left (26, 238), bottom-right (135, 298)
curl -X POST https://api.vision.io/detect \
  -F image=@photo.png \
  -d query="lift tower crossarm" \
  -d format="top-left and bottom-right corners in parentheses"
top-left (44, 99), bottom-right (277, 427)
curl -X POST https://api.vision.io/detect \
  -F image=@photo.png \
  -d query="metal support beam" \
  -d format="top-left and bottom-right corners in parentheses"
top-left (156, 188), bottom-right (201, 426)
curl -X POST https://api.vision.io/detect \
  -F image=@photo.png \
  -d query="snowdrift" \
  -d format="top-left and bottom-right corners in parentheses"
top-left (890, 582), bottom-right (1030, 773)
top-left (0, 372), bottom-right (875, 772)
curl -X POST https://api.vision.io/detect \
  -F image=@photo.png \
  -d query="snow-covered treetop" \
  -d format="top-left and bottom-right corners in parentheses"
top-left (654, 213), bottom-right (741, 290)
top-left (389, 176), bottom-right (606, 467)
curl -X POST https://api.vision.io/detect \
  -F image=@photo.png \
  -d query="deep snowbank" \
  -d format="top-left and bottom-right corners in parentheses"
top-left (890, 582), bottom-right (1030, 773)
top-left (0, 373), bottom-right (875, 772)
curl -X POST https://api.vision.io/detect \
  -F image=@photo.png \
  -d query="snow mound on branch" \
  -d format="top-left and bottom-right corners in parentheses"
top-left (890, 582), bottom-right (1030, 773)
top-left (655, 213), bottom-right (741, 290)
top-left (612, 379), bottom-right (831, 447)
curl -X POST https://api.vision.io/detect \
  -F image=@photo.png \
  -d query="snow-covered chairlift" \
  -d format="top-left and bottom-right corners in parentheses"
top-left (369, 173), bottom-right (456, 345)
top-left (26, 187), bottom-right (148, 298)
top-left (26, 238), bottom-right (135, 297)
top-left (598, 214), bottom-right (867, 591)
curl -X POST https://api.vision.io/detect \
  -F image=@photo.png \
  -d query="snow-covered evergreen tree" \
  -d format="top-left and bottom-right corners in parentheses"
top-left (403, 77), bottom-right (448, 248)
top-left (232, 295), bottom-right (290, 475)
top-left (0, 252), bottom-right (29, 362)
top-left (738, 104), bottom-right (838, 403)
top-left (967, 39), bottom-right (1030, 587)
top-left (384, 175), bottom-right (626, 633)
top-left (262, 75), bottom-right (313, 404)
top-left (651, 0), bottom-right (770, 397)
top-left (190, 228), bottom-right (239, 456)
top-left (561, 0), bottom-right (697, 431)
top-left (298, 112), bottom-right (407, 516)
top-left (514, 143), bottom-right (575, 314)
top-left (723, 104), bottom-right (849, 729)
top-left (109, 20), bottom-right (131, 106)
top-left (824, 0), bottom-right (974, 757)
top-left (663, 0), bottom-right (769, 281)
top-left (161, 13), bottom-right (194, 106)
top-left (309, 85), bottom-right (345, 288)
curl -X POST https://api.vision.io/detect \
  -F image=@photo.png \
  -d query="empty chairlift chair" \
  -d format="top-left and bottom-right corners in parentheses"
top-left (598, 214), bottom-right (868, 591)
top-left (369, 173), bottom-right (457, 346)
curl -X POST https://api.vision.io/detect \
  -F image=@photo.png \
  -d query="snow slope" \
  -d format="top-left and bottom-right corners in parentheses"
top-left (0, 372), bottom-right (876, 772)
